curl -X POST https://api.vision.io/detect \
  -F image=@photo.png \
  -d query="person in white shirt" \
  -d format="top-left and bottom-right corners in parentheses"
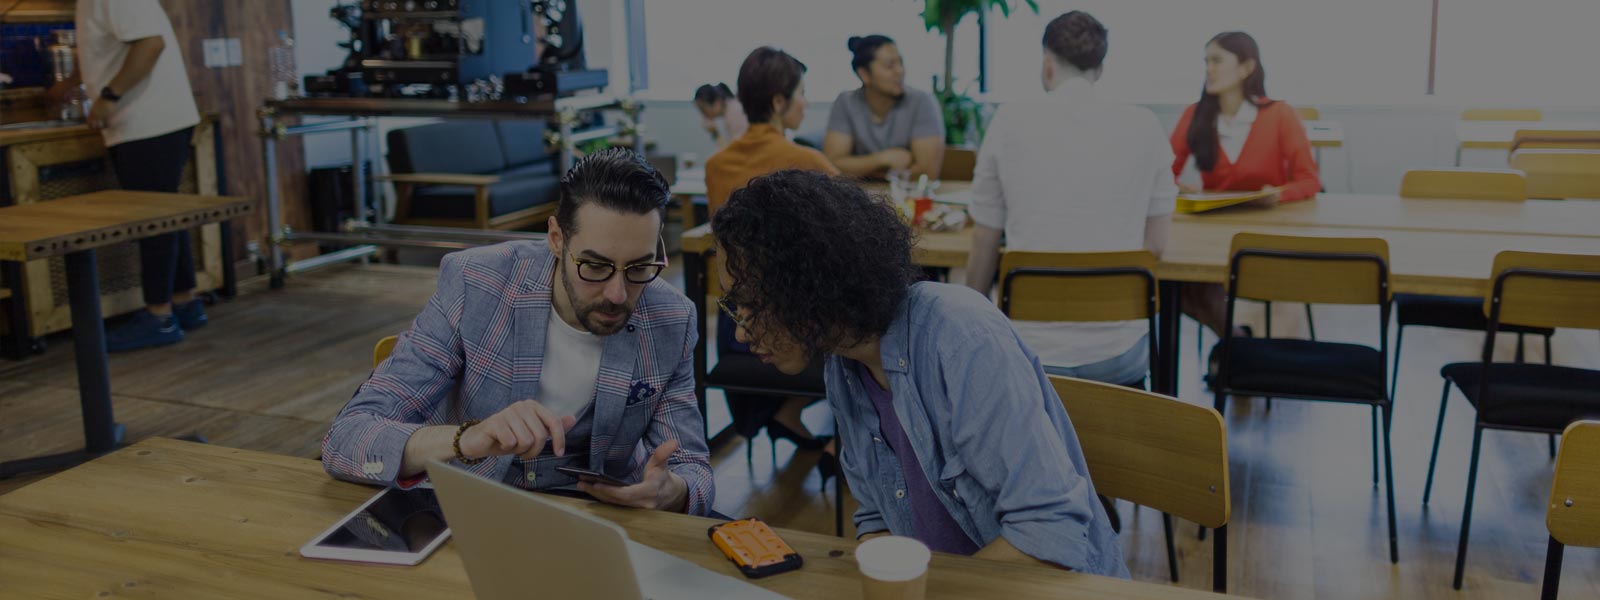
top-left (964, 10), bottom-right (1176, 386)
top-left (693, 83), bottom-right (748, 150)
top-left (50, 0), bottom-right (204, 353)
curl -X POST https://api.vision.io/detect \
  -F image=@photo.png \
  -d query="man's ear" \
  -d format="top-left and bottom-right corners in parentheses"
top-left (547, 216), bottom-right (563, 254)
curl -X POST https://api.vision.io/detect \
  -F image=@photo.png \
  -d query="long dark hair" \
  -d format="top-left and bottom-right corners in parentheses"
top-left (693, 83), bottom-right (733, 105)
top-left (1186, 31), bottom-right (1271, 171)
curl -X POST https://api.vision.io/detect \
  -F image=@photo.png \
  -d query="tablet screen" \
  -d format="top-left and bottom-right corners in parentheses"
top-left (311, 487), bottom-right (449, 553)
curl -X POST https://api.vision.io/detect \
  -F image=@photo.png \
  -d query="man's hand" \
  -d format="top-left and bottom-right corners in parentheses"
top-left (1177, 182), bottom-right (1201, 195)
top-left (878, 148), bottom-right (914, 171)
top-left (88, 98), bottom-right (117, 130)
top-left (578, 439), bottom-right (689, 512)
top-left (458, 399), bottom-right (577, 460)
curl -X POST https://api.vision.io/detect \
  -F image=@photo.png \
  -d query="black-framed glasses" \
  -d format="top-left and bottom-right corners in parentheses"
top-left (572, 238), bottom-right (668, 284)
top-left (717, 296), bottom-right (751, 331)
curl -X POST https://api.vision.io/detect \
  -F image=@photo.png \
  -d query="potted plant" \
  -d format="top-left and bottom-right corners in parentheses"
top-left (918, 0), bottom-right (1037, 146)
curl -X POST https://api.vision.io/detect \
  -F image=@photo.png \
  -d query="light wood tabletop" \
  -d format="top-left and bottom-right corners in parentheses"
top-left (0, 438), bottom-right (1235, 599)
top-left (1173, 193), bottom-right (1600, 239)
top-left (680, 195), bottom-right (1600, 297)
top-left (0, 190), bottom-right (250, 261)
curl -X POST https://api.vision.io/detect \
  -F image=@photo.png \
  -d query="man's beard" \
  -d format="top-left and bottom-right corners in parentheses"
top-left (560, 257), bottom-right (634, 336)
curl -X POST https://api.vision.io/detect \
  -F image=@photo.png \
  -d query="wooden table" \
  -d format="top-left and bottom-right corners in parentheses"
top-left (0, 191), bottom-right (249, 478)
top-left (679, 193), bottom-right (1600, 400)
top-left (1453, 120), bottom-right (1600, 164)
top-left (0, 438), bottom-right (1234, 599)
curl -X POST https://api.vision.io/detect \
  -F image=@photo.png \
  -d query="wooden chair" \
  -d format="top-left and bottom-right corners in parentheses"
top-left (1000, 250), bottom-right (1190, 581)
top-left (1456, 109), bottom-right (1544, 166)
top-left (1217, 232), bottom-right (1399, 563)
top-left (1541, 420), bottom-right (1600, 600)
top-left (1510, 150), bottom-right (1600, 199)
top-left (1510, 129), bottom-right (1600, 154)
top-left (1399, 168), bottom-right (1527, 201)
top-left (1425, 251), bottom-right (1600, 590)
top-left (1051, 375), bottom-right (1231, 593)
top-left (1393, 170), bottom-right (1555, 457)
top-left (1461, 108), bottom-right (1543, 122)
top-left (939, 147), bottom-right (977, 181)
top-left (1294, 106), bottom-right (1320, 121)
top-left (374, 335), bottom-right (398, 367)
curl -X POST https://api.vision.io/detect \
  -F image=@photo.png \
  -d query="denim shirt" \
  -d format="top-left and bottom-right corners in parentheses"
top-left (824, 282), bottom-right (1129, 577)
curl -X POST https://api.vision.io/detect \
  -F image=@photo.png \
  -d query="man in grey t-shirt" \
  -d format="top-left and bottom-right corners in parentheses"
top-left (822, 35), bottom-right (946, 180)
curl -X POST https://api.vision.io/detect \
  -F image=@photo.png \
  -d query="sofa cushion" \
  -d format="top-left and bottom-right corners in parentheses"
top-left (496, 120), bottom-right (554, 169)
top-left (387, 120), bottom-right (506, 175)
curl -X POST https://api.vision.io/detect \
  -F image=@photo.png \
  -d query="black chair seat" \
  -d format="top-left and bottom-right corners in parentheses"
top-left (409, 176), bottom-right (560, 220)
top-left (1441, 362), bottom-right (1600, 431)
top-left (708, 352), bottom-right (826, 397)
top-left (1393, 293), bottom-right (1554, 335)
top-left (1223, 338), bottom-right (1386, 401)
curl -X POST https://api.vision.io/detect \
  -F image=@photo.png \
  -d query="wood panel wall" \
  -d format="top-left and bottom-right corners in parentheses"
top-left (162, 0), bottom-right (311, 261)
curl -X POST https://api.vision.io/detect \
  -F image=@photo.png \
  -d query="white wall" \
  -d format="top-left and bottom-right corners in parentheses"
top-left (640, 98), bottom-right (1600, 195)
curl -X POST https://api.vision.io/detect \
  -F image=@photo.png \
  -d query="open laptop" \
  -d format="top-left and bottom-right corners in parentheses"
top-left (426, 460), bottom-right (788, 600)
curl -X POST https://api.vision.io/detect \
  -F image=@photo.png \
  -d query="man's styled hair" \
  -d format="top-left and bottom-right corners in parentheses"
top-left (1042, 11), bottom-right (1109, 72)
top-left (555, 147), bottom-right (671, 236)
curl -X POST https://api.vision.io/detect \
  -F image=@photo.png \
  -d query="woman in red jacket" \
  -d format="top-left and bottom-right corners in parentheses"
top-left (1170, 31), bottom-right (1321, 378)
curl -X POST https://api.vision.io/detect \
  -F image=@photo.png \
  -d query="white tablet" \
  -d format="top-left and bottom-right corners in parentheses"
top-left (299, 485), bottom-right (452, 566)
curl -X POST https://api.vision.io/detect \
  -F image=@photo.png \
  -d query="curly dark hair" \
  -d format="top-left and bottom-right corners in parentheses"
top-left (711, 170), bottom-right (920, 357)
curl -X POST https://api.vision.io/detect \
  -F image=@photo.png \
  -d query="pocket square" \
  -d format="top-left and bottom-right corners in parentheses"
top-left (626, 381), bottom-right (657, 405)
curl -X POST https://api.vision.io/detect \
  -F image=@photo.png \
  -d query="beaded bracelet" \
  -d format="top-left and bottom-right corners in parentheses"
top-left (453, 419), bottom-right (485, 465)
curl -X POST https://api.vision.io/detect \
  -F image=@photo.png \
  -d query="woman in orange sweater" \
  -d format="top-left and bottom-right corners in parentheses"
top-left (1169, 31), bottom-right (1321, 378)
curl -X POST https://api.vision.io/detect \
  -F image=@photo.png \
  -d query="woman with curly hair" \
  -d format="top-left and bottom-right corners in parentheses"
top-left (711, 169), bottom-right (1128, 576)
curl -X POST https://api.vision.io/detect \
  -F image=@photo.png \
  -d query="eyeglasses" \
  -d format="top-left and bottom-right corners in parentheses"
top-left (571, 239), bottom-right (668, 284)
top-left (717, 296), bottom-right (751, 331)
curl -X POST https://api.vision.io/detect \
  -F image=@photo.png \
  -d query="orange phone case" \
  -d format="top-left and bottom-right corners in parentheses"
top-left (707, 517), bottom-right (803, 578)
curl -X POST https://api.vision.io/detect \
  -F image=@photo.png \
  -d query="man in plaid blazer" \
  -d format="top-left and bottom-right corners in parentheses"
top-left (322, 149), bottom-right (714, 516)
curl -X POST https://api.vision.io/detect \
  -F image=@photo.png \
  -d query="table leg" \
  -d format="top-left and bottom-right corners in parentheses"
top-left (1157, 280), bottom-right (1184, 398)
top-left (0, 249), bottom-right (125, 478)
top-left (2, 261), bottom-right (29, 360)
top-left (219, 219), bottom-right (238, 299)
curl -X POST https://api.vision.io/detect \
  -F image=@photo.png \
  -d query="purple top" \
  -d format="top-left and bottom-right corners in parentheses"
top-left (856, 362), bottom-right (980, 555)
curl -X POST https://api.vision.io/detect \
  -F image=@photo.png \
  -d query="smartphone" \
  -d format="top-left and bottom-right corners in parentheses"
top-left (707, 517), bottom-right (804, 579)
top-left (556, 465), bottom-right (630, 487)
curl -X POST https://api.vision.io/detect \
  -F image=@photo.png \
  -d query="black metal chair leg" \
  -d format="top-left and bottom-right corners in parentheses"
top-left (1389, 326), bottom-right (1406, 401)
top-left (1549, 434), bottom-right (1557, 459)
top-left (1371, 404), bottom-right (1381, 488)
top-left (1424, 380), bottom-right (1452, 506)
top-left (834, 471), bottom-right (844, 538)
top-left (1163, 512), bottom-right (1179, 582)
top-left (1515, 332), bottom-right (1526, 363)
top-left (1212, 524), bottom-right (1228, 594)
top-left (1198, 525), bottom-right (1207, 541)
top-left (1304, 303), bottom-right (1316, 340)
top-left (1545, 333), bottom-right (1556, 459)
top-left (1540, 535), bottom-right (1565, 600)
top-left (1382, 402), bottom-right (1399, 563)
top-left (1452, 425), bottom-right (1485, 590)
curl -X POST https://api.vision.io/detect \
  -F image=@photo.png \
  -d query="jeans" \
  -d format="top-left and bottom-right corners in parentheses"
top-left (1043, 334), bottom-right (1150, 387)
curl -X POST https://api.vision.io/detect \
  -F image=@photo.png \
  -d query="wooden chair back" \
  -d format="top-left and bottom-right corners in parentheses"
top-left (1229, 233), bottom-right (1390, 305)
top-left (1294, 106), bottom-right (1320, 121)
top-left (1461, 108), bottom-right (1543, 122)
top-left (1548, 420), bottom-right (1600, 548)
top-left (940, 147), bottom-right (977, 181)
top-left (998, 250), bottom-right (1158, 322)
top-left (374, 335), bottom-right (398, 367)
top-left (1511, 150), bottom-right (1600, 199)
top-left (1488, 251), bottom-right (1600, 331)
top-left (1050, 375), bottom-right (1230, 529)
top-left (1511, 129), bottom-right (1600, 153)
top-left (1399, 168), bottom-right (1526, 201)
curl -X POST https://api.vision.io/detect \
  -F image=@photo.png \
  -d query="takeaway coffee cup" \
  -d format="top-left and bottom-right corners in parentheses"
top-left (856, 535), bottom-right (931, 600)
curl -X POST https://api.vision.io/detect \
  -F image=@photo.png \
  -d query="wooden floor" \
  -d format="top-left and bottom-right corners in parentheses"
top-left (2, 260), bottom-right (1598, 599)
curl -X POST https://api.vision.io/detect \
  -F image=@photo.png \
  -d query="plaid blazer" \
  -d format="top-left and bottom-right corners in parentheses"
top-left (321, 241), bottom-right (713, 515)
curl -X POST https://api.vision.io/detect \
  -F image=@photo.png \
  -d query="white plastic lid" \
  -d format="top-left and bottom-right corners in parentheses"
top-left (856, 536), bottom-right (932, 582)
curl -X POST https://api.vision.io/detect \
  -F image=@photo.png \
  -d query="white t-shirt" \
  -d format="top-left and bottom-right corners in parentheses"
top-left (536, 310), bottom-right (605, 417)
top-left (76, 0), bottom-right (200, 146)
top-left (968, 77), bottom-right (1177, 368)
